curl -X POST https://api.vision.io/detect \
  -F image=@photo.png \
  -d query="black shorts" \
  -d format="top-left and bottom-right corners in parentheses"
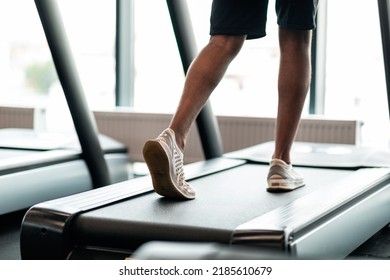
top-left (210, 0), bottom-right (319, 39)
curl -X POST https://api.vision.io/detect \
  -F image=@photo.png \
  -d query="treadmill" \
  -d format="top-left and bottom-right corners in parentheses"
top-left (0, 0), bottom-right (130, 215)
top-left (20, 0), bottom-right (390, 260)
top-left (0, 130), bottom-right (128, 215)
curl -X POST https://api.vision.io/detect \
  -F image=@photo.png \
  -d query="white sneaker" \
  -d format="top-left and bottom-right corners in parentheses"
top-left (143, 128), bottom-right (196, 199)
top-left (267, 159), bottom-right (305, 192)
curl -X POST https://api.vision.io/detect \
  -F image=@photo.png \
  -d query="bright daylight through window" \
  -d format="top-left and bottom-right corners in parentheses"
top-left (0, 0), bottom-right (388, 148)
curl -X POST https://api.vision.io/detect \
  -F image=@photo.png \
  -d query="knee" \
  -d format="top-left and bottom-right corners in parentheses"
top-left (279, 28), bottom-right (312, 55)
top-left (209, 35), bottom-right (246, 58)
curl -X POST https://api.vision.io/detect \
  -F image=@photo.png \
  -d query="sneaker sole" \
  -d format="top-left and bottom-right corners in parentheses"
top-left (143, 140), bottom-right (194, 200)
top-left (267, 179), bottom-right (305, 193)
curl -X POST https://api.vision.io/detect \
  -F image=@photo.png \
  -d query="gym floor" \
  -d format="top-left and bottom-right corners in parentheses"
top-left (0, 208), bottom-right (389, 260)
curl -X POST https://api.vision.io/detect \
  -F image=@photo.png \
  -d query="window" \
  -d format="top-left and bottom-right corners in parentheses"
top-left (132, 0), bottom-right (184, 112)
top-left (59, 0), bottom-right (116, 110)
top-left (0, 0), bottom-right (52, 107)
top-left (0, 0), bottom-right (388, 148)
top-left (0, 0), bottom-right (116, 131)
top-left (132, 0), bottom-right (281, 116)
top-left (193, 0), bottom-right (282, 117)
top-left (324, 0), bottom-right (389, 148)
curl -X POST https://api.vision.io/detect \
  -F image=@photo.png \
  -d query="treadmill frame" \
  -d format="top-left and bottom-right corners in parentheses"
top-left (20, 161), bottom-right (390, 259)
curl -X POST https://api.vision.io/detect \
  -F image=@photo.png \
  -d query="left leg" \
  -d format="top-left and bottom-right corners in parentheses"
top-left (273, 28), bottom-right (313, 164)
top-left (267, 0), bottom-right (318, 192)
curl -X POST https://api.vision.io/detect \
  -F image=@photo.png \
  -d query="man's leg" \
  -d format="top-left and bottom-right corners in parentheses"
top-left (143, 35), bottom-right (246, 199)
top-left (267, 27), bottom-right (312, 192)
top-left (274, 28), bottom-right (312, 163)
top-left (170, 35), bottom-right (246, 151)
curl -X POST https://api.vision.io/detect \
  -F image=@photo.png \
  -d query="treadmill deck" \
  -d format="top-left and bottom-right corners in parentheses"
top-left (70, 164), bottom-right (355, 252)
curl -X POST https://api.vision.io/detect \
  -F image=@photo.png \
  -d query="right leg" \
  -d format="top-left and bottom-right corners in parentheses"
top-left (170, 35), bottom-right (246, 151)
top-left (143, 35), bottom-right (245, 200)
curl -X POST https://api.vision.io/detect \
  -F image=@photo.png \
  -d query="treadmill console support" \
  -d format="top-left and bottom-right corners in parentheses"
top-left (378, 0), bottom-right (390, 118)
top-left (34, 0), bottom-right (111, 188)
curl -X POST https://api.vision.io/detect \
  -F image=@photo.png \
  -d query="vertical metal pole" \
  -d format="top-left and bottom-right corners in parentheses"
top-left (378, 0), bottom-right (390, 119)
top-left (166, 0), bottom-right (223, 159)
top-left (116, 0), bottom-right (135, 107)
top-left (309, 0), bottom-right (327, 115)
top-left (309, 28), bottom-right (318, 114)
top-left (34, 0), bottom-right (111, 187)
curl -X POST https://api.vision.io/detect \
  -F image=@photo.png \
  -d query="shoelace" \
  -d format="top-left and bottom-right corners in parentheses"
top-left (162, 130), bottom-right (190, 190)
top-left (173, 149), bottom-right (187, 186)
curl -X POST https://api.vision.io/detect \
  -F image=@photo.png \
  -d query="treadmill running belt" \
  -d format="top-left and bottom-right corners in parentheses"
top-left (70, 164), bottom-right (352, 253)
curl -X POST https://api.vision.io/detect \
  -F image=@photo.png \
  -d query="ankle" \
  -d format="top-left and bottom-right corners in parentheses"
top-left (272, 154), bottom-right (291, 165)
top-left (169, 127), bottom-right (185, 152)
top-left (176, 138), bottom-right (185, 153)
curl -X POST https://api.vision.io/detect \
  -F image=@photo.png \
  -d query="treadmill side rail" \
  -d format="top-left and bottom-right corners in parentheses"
top-left (232, 168), bottom-right (390, 259)
top-left (20, 176), bottom-right (153, 260)
top-left (20, 205), bottom-right (79, 260)
top-left (290, 175), bottom-right (390, 259)
top-left (231, 229), bottom-right (287, 251)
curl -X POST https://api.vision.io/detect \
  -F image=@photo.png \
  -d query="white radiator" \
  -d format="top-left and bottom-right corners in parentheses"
top-left (0, 107), bottom-right (361, 163)
top-left (0, 106), bottom-right (34, 129)
top-left (94, 111), bottom-right (362, 163)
